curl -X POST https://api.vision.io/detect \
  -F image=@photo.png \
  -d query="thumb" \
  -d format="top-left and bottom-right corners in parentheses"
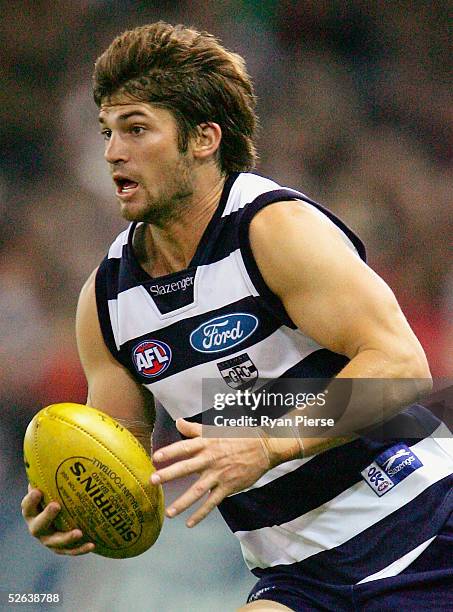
top-left (175, 418), bottom-right (202, 438)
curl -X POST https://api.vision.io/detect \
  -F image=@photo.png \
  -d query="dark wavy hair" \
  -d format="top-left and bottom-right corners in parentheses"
top-left (93, 22), bottom-right (258, 174)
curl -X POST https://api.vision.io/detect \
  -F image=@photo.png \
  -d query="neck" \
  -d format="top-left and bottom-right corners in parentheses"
top-left (138, 169), bottom-right (227, 276)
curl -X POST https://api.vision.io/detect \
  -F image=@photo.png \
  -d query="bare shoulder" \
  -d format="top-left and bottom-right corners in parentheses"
top-left (250, 198), bottom-right (345, 234)
top-left (248, 199), bottom-right (364, 297)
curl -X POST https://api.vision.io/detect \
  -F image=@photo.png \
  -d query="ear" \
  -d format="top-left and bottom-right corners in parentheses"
top-left (191, 122), bottom-right (222, 161)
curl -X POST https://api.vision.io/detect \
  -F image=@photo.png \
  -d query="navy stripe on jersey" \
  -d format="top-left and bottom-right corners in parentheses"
top-left (220, 438), bottom-right (373, 532)
top-left (100, 244), bottom-right (142, 300)
top-left (118, 297), bottom-right (282, 381)
top-left (218, 406), bottom-right (440, 533)
top-left (95, 257), bottom-right (119, 356)
top-left (190, 172), bottom-right (239, 267)
top-left (185, 348), bottom-right (350, 427)
top-left (283, 349), bottom-right (348, 378)
top-left (360, 402), bottom-right (444, 442)
top-left (251, 475), bottom-right (453, 585)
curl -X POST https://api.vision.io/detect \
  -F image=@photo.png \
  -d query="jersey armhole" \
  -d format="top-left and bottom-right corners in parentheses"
top-left (237, 189), bottom-right (302, 328)
top-left (237, 189), bottom-right (367, 329)
top-left (95, 258), bottom-right (120, 361)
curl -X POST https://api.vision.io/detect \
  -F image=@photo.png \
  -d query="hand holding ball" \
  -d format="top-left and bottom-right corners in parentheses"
top-left (23, 403), bottom-right (164, 559)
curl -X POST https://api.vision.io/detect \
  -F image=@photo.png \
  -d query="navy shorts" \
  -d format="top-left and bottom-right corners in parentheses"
top-left (247, 510), bottom-right (453, 611)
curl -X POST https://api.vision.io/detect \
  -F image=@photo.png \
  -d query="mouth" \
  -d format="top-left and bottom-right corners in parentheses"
top-left (113, 176), bottom-right (140, 198)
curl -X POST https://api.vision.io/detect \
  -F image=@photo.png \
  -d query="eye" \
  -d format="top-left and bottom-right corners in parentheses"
top-left (130, 125), bottom-right (145, 135)
top-left (100, 129), bottom-right (112, 141)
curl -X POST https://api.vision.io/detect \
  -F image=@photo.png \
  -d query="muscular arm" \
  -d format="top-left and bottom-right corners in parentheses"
top-left (249, 200), bottom-right (432, 457)
top-left (76, 269), bottom-right (155, 454)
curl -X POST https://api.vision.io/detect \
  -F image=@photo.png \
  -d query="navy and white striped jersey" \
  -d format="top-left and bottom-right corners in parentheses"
top-left (95, 172), bottom-right (453, 584)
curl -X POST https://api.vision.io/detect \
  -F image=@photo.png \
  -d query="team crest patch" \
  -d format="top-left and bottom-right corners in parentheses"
top-left (217, 353), bottom-right (258, 391)
top-left (361, 443), bottom-right (423, 497)
top-left (132, 339), bottom-right (172, 378)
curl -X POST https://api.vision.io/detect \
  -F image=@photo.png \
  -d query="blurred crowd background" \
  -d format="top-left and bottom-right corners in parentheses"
top-left (1, 1), bottom-right (451, 610)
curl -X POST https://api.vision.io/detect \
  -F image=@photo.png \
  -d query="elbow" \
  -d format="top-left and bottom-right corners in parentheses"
top-left (411, 353), bottom-right (433, 398)
top-left (373, 343), bottom-right (433, 416)
top-left (404, 343), bottom-right (431, 381)
top-left (393, 342), bottom-right (432, 398)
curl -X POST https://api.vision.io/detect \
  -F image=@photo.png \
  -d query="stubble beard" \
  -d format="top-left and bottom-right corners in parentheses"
top-left (121, 155), bottom-right (195, 227)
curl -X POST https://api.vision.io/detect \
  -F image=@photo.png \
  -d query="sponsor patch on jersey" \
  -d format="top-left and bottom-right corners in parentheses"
top-left (132, 339), bottom-right (172, 378)
top-left (190, 313), bottom-right (258, 353)
top-left (148, 274), bottom-right (194, 296)
top-left (217, 353), bottom-right (258, 390)
top-left (361, 443), bottom-right (423, 497)
top-left (248, 586), bottom-right (276, 603)
top-left (146, 270), bottom-right (196, 315)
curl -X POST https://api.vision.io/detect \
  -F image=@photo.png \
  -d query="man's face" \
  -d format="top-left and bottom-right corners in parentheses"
top-left (98, 95), bottom-right (194, 225)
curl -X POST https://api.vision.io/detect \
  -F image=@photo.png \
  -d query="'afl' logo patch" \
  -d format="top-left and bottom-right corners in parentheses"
top-left (132, 340), bottom-right (172, 378)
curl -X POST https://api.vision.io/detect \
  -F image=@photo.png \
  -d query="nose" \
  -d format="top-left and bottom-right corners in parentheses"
top-left (104, 132), bottom-right (128, 165)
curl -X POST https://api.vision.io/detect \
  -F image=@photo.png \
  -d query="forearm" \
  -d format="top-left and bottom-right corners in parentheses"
top-left (263, 348), bottom-right (432, 466)
top-left (86, 384), bottom-right (156, 457)
top-left (330, 346), bottom-right (432, 428)
top-left (115, 419), bottom-right (154, 456)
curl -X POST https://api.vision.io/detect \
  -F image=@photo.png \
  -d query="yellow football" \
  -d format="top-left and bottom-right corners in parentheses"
top-left (23, 403), bottom-right (164, 559)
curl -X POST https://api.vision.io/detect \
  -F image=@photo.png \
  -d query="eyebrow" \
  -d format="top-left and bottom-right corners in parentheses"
top-left (98, 111), bottom-right (150, 124)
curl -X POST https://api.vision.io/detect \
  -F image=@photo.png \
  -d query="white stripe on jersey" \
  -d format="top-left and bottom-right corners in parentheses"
top-left (236, 427), bottom-right (453, 570)
top-left (146, 325), bottom-right (322, 419)
top-left (234, 248), bottom-right (260, 297)
top-left (221, 174), bottom-right (281, 217)
top-left (356, 536), bottom-right (436, 584)
top-left (107, 227), bottom-right (130, 259)
top-left (110, 249), bottom-right (254, 345)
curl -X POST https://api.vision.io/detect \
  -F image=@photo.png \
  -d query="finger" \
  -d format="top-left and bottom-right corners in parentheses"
top-left (152, 436), bottom-right (205, 465)
top-left (28, 502), bottom-right (61, 537)
top-left (165, 478), bottom-right (213, 518)
top-left (50, 542), bottom-right (96, 556)
top-left (151, 454), bottom-right (207, 485)
top-left (175, 418), bottom-right (202, 438)
top-left (186, 489), bottom-right (224, 527)
top-left (40, 529), bottom-right (85, 549)
top-left (21, 489), bottom-right (44, 520)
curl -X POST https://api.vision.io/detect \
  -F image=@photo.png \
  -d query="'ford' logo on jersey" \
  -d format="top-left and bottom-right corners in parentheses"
top-left (190, 313), bottom-right (258, 353)
top-left (132, 339), bottom-right (172, 378)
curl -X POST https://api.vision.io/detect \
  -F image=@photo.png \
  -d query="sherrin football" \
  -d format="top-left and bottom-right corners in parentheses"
top-left (23, 403), bottom-right (164, 559)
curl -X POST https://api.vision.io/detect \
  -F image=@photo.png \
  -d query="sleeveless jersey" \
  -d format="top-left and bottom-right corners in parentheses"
top-left (96, 172), bottom-right (453, 584)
